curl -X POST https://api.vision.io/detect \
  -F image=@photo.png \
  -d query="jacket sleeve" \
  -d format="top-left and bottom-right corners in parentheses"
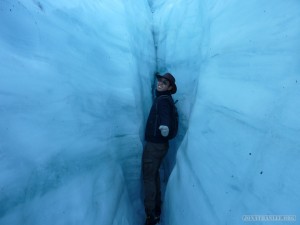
top-left (157, 97), bottom-right (172, 128)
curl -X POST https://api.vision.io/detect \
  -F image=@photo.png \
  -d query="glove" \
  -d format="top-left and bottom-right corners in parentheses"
top-left (159, 125), bottom-right (169, 137)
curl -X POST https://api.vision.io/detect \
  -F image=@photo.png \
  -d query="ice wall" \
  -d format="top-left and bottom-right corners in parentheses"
top-left (0, 0), bottom-right (154, 224)
top-left (149, 1), bottom-right (300, 225)
top-left (1, 0), bottom-right (300, 225)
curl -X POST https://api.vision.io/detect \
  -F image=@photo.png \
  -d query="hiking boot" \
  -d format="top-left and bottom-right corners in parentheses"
top-left (154, 205), bottom-right (161, 223)
top-left (144, 214), bottom-right (157, 225)
top-left (154, 215), bottom-right (160, 224)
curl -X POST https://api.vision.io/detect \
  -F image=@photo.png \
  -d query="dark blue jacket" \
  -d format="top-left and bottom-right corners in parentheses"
top-left (145, 90), bottom-right (173, 143)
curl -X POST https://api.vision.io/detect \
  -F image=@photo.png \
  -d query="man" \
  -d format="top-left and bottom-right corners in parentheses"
top-left (142, 72), bottom-right (177, 225)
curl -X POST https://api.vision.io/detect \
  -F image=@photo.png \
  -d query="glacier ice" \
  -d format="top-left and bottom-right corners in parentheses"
top-left (1, 0), bottom-right (300, 225)
top-left (154, 1), bottom-right (300, 225)
top-left (0, 0), bottom-right (154, 224)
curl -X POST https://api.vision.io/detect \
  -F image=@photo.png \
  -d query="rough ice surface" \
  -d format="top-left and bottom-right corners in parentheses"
top-left (1, 0), bottom-right (300, 225)
top-left (154, 1), bottom-right (300, 225)
top-left (0, 1), bottom-right (154, 224)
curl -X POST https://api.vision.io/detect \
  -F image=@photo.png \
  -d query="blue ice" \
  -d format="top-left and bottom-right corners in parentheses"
top-left (0, 0), bottom-right (299, 225)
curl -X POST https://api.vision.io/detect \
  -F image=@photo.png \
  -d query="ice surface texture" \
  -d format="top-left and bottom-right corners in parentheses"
top-left (153, 1), bottom-right (300, 225)
top-left (0, 0), bottom-right (154, 224)
top-left (1, 0), bottom-right (300, 225)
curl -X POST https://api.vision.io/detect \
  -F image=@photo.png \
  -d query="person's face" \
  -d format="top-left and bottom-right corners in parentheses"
top-left (157, 78), bottom-right (173, 92)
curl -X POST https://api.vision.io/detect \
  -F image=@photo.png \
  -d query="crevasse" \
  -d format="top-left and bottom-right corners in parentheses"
top-left (0, 1), bottom-right (300, 225)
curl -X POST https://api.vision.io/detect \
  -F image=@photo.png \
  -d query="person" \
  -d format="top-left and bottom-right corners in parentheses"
top-left (142, 72), bottom-right (177, 225)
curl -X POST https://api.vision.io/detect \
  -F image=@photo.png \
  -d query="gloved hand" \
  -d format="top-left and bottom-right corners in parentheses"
top-left (159, 125), bottom-right (169, 137)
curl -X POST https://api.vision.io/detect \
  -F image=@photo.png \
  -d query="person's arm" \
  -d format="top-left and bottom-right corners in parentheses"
top-left (158, 98), bottom-right (172, 137)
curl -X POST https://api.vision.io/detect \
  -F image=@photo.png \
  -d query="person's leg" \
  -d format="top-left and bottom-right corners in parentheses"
top-left (142, 143), bottom-right (157, 216)
top-left (155, 170), bottom-right (161, 209)
top-left (142, 142), bottom-right (168, 217)
top-left (154, 171), bottom-right (162, 221)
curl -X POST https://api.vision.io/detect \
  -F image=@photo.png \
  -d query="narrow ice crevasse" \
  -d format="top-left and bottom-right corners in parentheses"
top-left (1, 0), bottom-right (300, 225)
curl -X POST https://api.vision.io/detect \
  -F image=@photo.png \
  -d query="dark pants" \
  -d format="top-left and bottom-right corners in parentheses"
top-left (142, 141), bottom-right (169, 215)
